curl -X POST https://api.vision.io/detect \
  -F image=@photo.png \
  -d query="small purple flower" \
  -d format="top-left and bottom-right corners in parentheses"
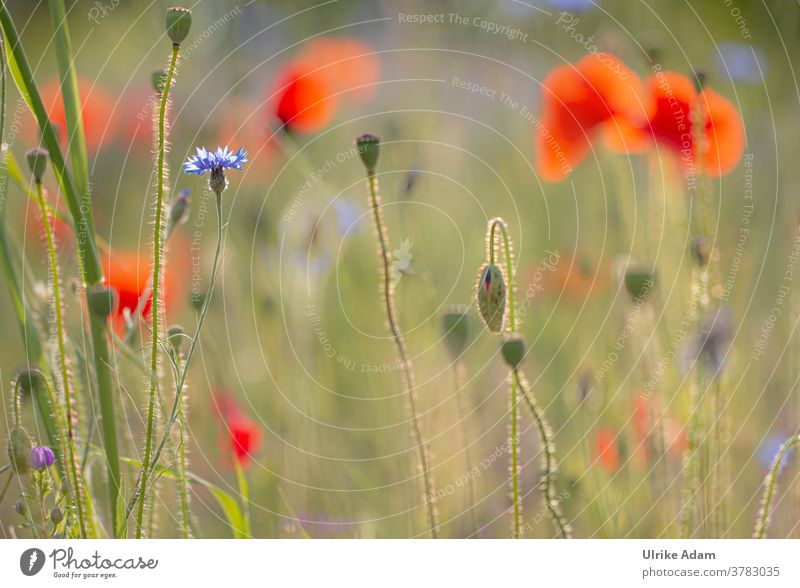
top-left (183, 145), bottom-right (248, 176)
top-left (29, 446), bottom-right (55, 470)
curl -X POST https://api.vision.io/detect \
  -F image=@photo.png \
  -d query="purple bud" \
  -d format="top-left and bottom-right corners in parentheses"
top-left (29, 446), bottom-right (55, 470)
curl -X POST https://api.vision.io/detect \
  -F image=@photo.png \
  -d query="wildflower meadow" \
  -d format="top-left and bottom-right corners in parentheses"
top-left (0, 0), bottom-right (799, 550)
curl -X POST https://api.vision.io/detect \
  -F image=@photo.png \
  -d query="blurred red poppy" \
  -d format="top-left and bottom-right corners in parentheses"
top-left (270, 64), bottom-right (337, 134)
top-left (603, 71), bottom-right (745, 176)
top-left (295, 36), bottom-right (380, 104)
top-left (100, 248), bottom-right (181, 330)
top-left (536, 53), bottom-right (652, 182)
top-left (38, 77), bottom-right (118, 152)
top-left (540, 250), bottom-right (609, 300)
top-left (594, 426), bottom-right (621, 472)
top-left (214, 393), bottom-right (262, 467)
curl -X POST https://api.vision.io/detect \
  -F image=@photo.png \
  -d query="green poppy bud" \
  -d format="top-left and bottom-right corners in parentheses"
top-left (355, 134), bottom-right (380, 173)
top-left (166, 7), bottom-right (192, 45)
top-left (7, 427), bottom-right (32, 475)
top-left (25, 147), bottom-right (49, 183)
top-left (501, 335), bottom-right (526, 368)
top-left (624, 267), bottom-right (655, 302)
top-left (88, 285), bottom-right (117, 318)
top-left (477, 263), bottom-right (506, 332)
top-left (441, 306), bottom-right (472, 358)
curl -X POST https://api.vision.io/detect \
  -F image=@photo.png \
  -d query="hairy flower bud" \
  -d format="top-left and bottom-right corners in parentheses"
top-left (166, 7), bottom-right (192, 45)
top-left (477, 263), bottom-right (506, 332)
top-left (168, 189), bottom-right (191, 235)
top-left (14, 367), bottom-right (46, 397)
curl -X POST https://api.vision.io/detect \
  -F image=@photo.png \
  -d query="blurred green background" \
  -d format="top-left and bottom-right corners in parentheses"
top-left (1, 0), bottom-right (799, 538)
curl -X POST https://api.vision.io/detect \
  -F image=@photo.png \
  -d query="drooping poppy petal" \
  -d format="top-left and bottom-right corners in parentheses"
top-left (536, 53), bottom-right (652, 182)
top-left (604, 71), bottom-right (745, 177)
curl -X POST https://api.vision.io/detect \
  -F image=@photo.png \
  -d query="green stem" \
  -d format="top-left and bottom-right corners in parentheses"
top-left (34, 180), bottom-right (87, 538)
top-left (174, 352), bottom-right (191, 538)
top-left (754, 434), bottom-right (800, 538)
top-left (366, 171), bottom-right (437, 538)
top-left (489, 218), bottom-right (521, 537)
top-left (136, 43), bottom-right (179, 538)
top-left (122, 192), bottom-right (225, 535)
top-left (514, 368), bottom-right (571, 538)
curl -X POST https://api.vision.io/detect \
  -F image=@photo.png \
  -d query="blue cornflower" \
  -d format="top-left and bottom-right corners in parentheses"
top-left (183, 145), bottom-right (248, 176)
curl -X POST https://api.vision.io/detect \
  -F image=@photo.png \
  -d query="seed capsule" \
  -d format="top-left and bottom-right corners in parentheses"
top-left (501, 335), bottom-right (526, 368)
top-left (624, 267), bottom-right (655, 302)
top-left (166, 7), bottom-right (192, 45)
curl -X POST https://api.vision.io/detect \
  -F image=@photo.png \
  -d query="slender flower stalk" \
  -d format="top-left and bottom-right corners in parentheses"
top-left (121, 144), bottom-right (243, 534)
top-left (486, 218), bottom-right (522, 537)
top-left (169, 326), bottom-right (191, 538)
top-left (754, 433), bottom-right (799, 538)
top-left (136, 12), bottom-right (186, 537)
top-left (513, 368), bottom-right (571, 538)
top-left (28, 149), bottom-right (88, 538)
top-left (355, 134), bottom-right (438, 538)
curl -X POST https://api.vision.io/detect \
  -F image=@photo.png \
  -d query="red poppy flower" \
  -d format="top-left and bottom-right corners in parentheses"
top-left (38, 77), bottom-right (118, 152)
top-left (214, 393), bottom-right (261, 467)
top-left (269, 64), bottom-right (337, 134)
top-left (536, 53), bottom-right (652, 182)
top-left (100, 248), bottom-right (181, 330)
top-left (295, 37), bottom-right (380, 104)
top-left (603, 71), bottom-right (745, 176)
top-left (594, 426), bottom-right (620, 472)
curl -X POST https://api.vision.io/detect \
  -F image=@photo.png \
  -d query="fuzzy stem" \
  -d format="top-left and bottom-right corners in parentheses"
top-left (514, 368), bottom-right (571, 538)
top-left (135, 43), bottom-right (179, 538)
top-left (174, 351), bottom-right (191, 538)
top-left (122, 191), bottom-right (225, 534)
top-left (489, 218), bottom-right (521, 537)
top-left (452, 361), bottom-right (478, 534)
top-left (366, 171), bottom-right (437, 538)
top-left (754, 433), bottom-right (799, 538)
top-left (34, 180), bottom-right (87, 538)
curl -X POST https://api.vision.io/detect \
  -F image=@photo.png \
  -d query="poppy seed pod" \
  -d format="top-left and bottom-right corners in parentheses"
top-left (477, 263), bottom-right (506, 332)
top-left (441, 306), bottom-right (472, 358)
top-left (25, 147), bottom-right (49, 183)
top-left (356, 134), bottom-right (380, 173)
top-left (7, 427), bottom-right (33, 475)
top-left (166, 7), bottom-right (192, 45)
top-left (88, 285), bottom-right (117, 318)
top-left (501, 335), bottom-right (526, 368)
top-left (624, 267), bottom-right (655, 302)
